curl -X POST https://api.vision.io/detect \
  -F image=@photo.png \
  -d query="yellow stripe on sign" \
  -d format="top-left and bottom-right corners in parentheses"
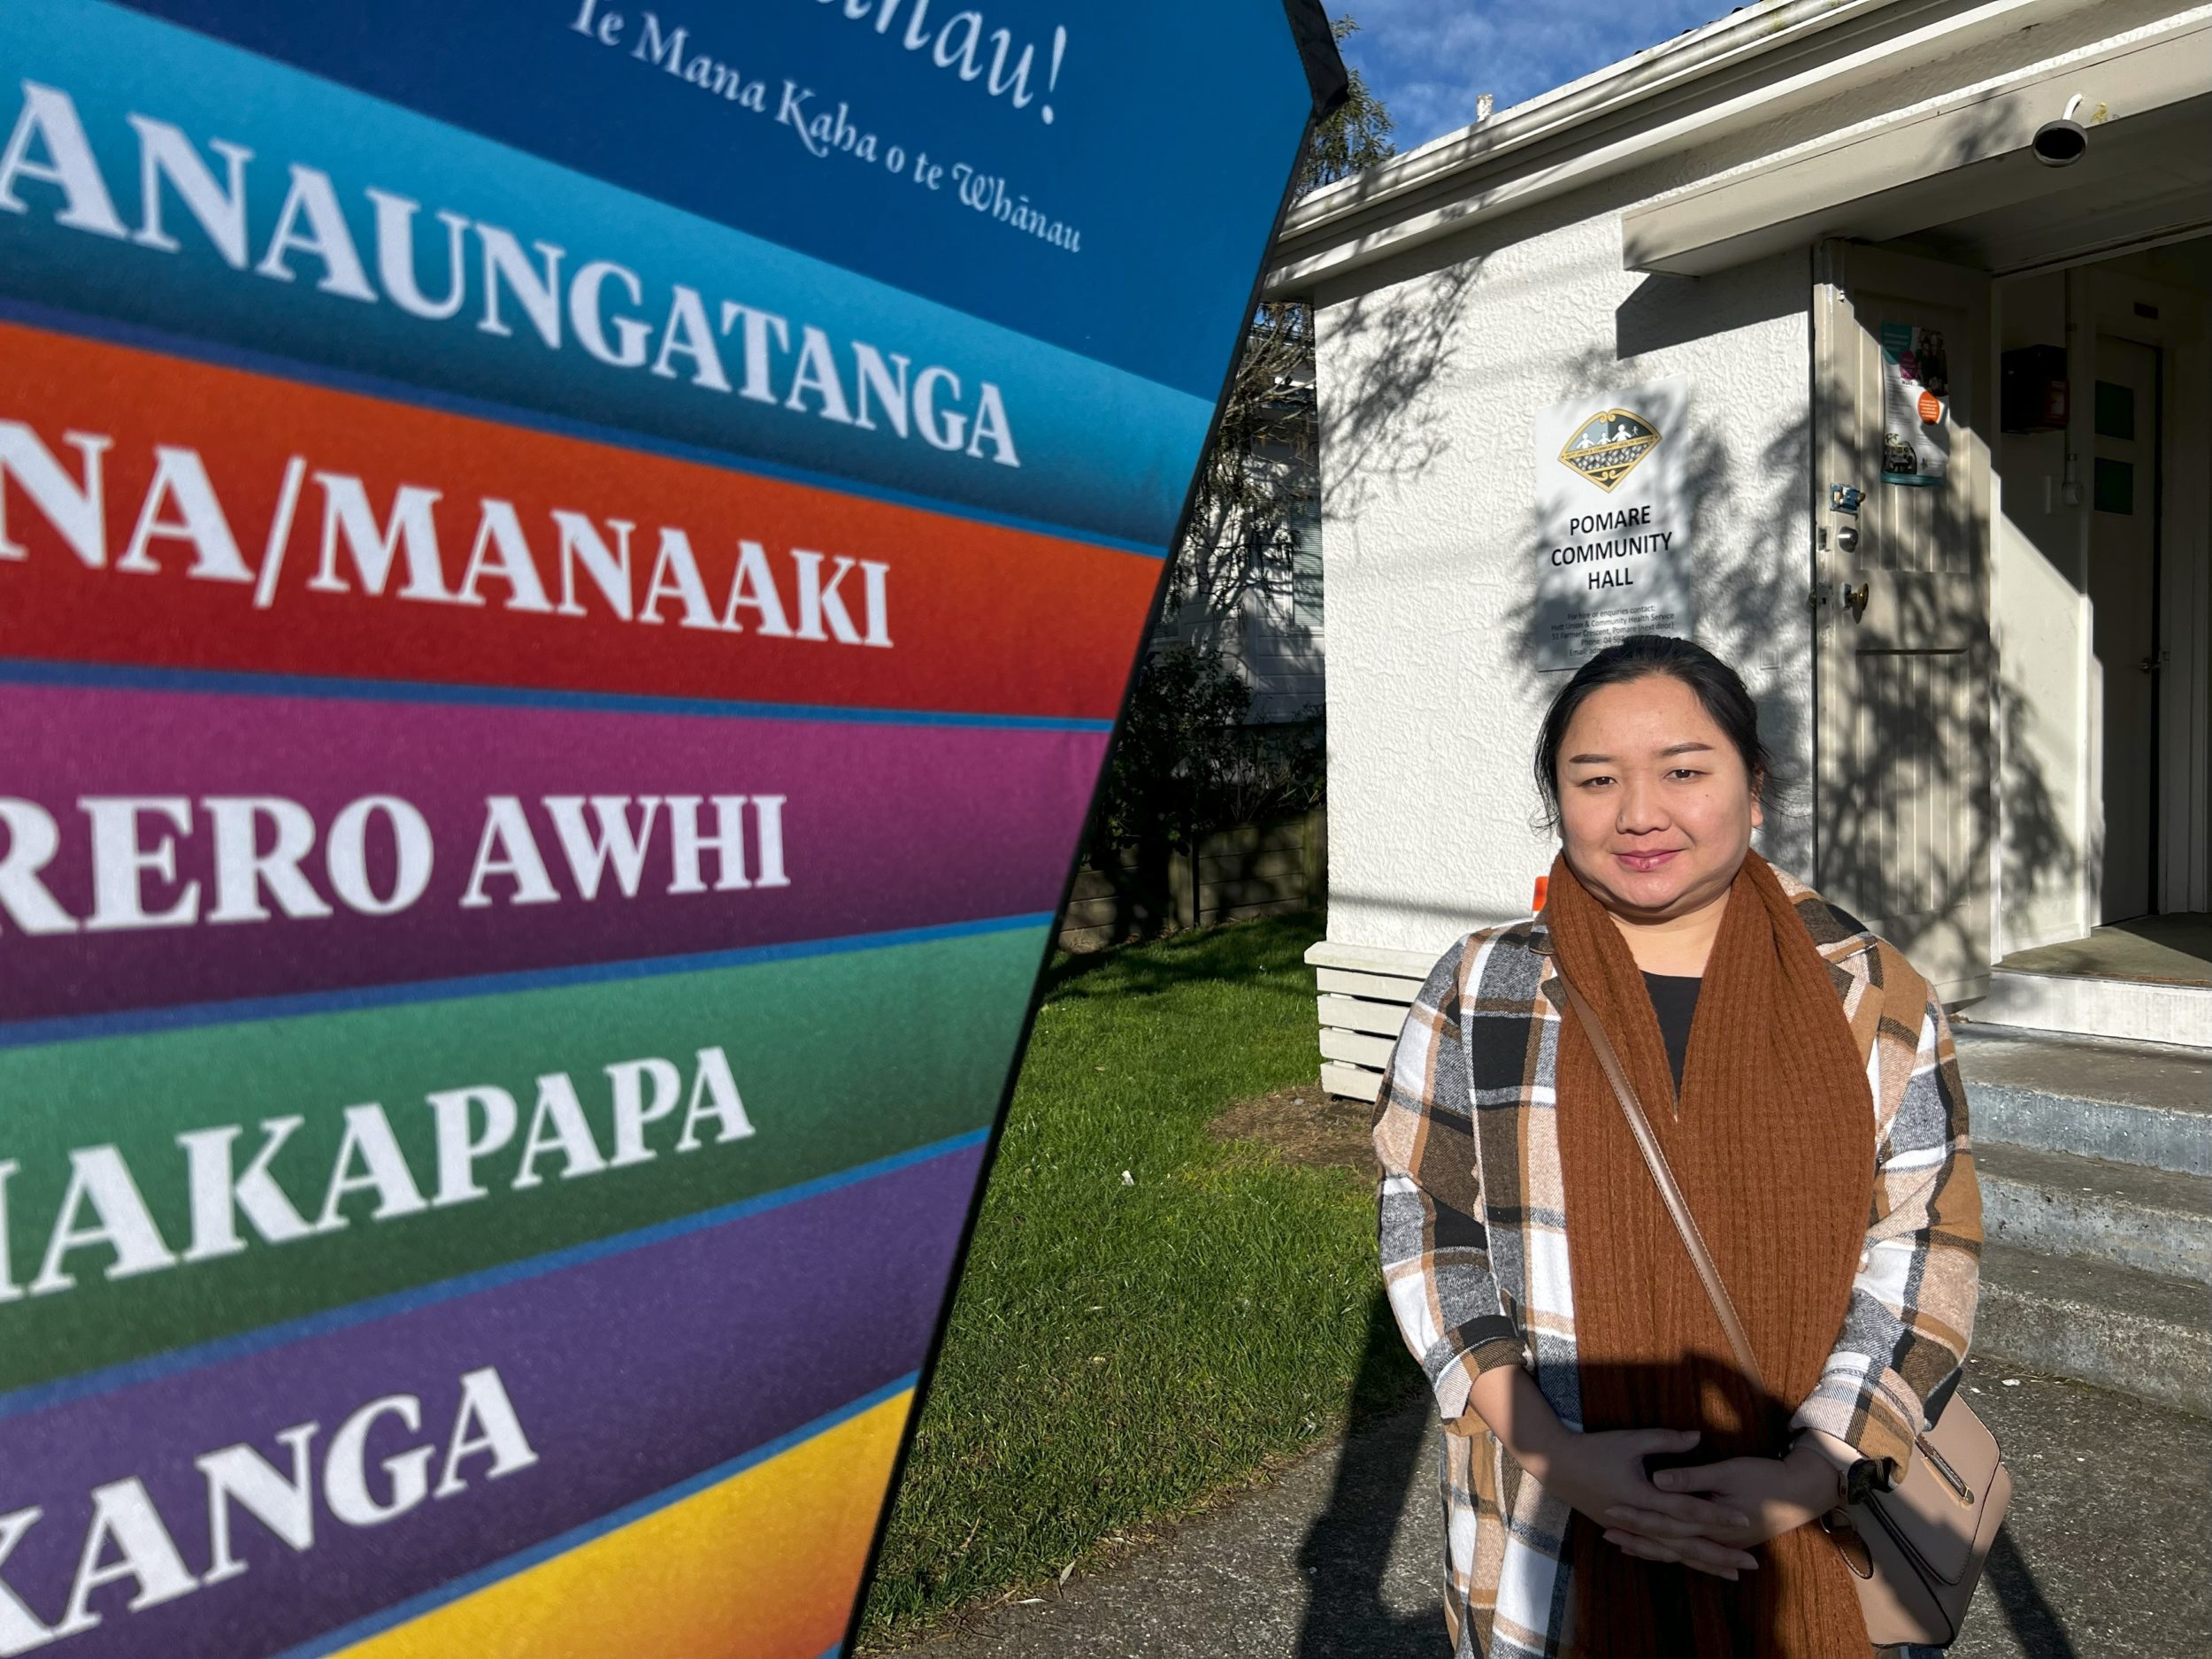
top-left (334, 1392), bottom-right (913, 1659)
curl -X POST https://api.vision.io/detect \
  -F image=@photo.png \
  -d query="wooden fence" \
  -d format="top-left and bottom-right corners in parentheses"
top-left (1056, 808), bottom-right (1325, 952)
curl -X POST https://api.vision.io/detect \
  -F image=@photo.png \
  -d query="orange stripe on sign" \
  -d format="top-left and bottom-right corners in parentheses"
top-left (0, 319), bottom-right (1160, 719)
top-left (332, 1392), bottom-right (912, 1659)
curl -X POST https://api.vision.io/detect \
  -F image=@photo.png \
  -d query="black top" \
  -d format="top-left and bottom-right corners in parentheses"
top-left (1641, 972), bottom-right (1701, 1097)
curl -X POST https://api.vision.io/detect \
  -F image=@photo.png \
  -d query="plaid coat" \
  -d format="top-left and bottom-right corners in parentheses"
top-left (1372, 872), bottom-right (1982, 1658)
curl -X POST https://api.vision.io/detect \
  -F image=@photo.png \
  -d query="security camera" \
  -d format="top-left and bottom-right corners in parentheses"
top-left (2033, 94), bottom-right (2089, 167)
top-left (2033, 120), bottom-right (2086, 166)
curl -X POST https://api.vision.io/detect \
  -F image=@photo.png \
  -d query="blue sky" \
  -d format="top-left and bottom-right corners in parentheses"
top-left (1337, 0), bottom-right (1737, 154)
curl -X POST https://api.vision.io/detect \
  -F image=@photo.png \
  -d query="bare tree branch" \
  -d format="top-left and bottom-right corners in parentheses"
top-left (1164, 18), bottom-right (1394, 645)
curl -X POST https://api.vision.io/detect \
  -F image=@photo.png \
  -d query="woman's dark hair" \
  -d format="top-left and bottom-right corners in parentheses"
top-left (1534, 634), bottom-right (1770, 832)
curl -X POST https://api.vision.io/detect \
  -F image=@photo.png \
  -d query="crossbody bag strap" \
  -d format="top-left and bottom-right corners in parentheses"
top-left (1549, 966), bottom-right (1770, 1397)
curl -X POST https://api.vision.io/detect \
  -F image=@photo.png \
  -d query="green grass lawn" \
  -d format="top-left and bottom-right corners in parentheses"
top-left (856, 911), bottom-right (1419, 1647)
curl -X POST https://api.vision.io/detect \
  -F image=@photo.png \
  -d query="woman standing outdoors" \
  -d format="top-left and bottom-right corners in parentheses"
top-left (1374, 636), bottom-right (1981, 1658)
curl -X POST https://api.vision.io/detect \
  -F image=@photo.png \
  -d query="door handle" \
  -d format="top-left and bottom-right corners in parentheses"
top-left (1843, 582), bottom-right (1870, 619)
top-left (2140, 652), bottom-right (2170, 674)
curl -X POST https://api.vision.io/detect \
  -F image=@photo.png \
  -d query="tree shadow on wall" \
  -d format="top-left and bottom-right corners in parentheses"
top-left (1168, 257), bottom-right (1482, 706)
top-left (1316, 258), bottom-right (1484, 525)
top-left (1496, 337), bottom-right (1820, 876)
top-left (1492, 334), bottom-right (2078, 979)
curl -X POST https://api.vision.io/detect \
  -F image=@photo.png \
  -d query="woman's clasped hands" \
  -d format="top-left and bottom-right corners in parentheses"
top-left (1524, 1425), bottom-right (1840, 1583)
top-left (1465, 1365), bottom-right (1842, 1585)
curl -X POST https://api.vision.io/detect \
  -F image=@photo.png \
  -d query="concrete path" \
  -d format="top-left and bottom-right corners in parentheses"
top-left (902, 1361), bottom-right (2208, 1658)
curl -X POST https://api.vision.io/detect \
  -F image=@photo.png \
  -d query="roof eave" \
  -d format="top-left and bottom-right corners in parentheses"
top-left (1265, 0), bottom-right (2087, 298)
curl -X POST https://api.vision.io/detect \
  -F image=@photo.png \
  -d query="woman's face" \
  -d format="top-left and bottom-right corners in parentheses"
top-left (1555, 673), bottom-right (1762, 922)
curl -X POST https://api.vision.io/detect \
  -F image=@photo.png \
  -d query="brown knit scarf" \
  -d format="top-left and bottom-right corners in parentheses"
top-left (1547, 851), bottom-right (1874, 1659)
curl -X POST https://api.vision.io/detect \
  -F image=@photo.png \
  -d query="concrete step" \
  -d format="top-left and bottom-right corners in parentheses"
top-left (1954, 1024), bottom-right (2212, 1175)
top-left (1969, 965), bottom-right (2212, 1048)
top-left (1977, 1142), bottom-right (2212, 1285)
top-left (1975, 1241), bottom-right (2211, 1418)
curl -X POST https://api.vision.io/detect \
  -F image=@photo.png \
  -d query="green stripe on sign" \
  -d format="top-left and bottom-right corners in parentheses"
top-left (0, 926), bottom-right (1044, 1397)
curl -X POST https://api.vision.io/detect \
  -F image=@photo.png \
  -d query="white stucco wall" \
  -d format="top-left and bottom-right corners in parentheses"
top-left (1314, 211), bottom-right (1813, 957)
top-left (1303, 0), bottom-right (2212, 964)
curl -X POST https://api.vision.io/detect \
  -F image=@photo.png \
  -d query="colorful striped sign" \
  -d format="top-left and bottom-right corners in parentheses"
top-left (0, 0), bottom-right (1216, 549)
top-left (0, 1145), bottom-right (978, 1657)
top-left (0, 926), bottom-right (1040, 1396)
top-left (0, 0), bottom-right (1325, 1652)
top-left (0, 320), bottom-right (1163, 719)
top-left (0, 680), bottom-right (1099, 1025)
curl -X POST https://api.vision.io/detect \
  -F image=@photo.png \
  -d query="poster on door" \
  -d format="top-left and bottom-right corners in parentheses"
top-left (0, 3), bottom-right (1328, 1655)
top-left (1879, 320), bottom-right (1951, 487)
top-left (1532, 377), bottom-right (1694, 670)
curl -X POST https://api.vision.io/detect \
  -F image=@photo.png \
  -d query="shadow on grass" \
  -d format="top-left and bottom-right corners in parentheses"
top-left (1041, 909), bottom-right (1325, 1002)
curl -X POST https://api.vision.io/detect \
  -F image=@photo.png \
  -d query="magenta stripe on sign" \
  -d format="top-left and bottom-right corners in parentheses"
top-left (0, 684), bottom-right (1101, 1023)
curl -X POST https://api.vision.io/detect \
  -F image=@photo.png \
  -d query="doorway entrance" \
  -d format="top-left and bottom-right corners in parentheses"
top-left (1981, 236), bottom-right (2212, 1032)
top-left (1813, 230), bottom-right (2212, 1033)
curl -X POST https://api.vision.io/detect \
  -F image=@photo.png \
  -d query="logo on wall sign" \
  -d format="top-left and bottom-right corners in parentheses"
top-left (1558, 407), bottom-right (1663, 492)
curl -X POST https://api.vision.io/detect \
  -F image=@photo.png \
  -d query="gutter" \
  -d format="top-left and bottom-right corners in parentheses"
top-left (1265, 0), bottom-right (2096, 296)
top-left (1623, 12), bottom-right (2212, 274)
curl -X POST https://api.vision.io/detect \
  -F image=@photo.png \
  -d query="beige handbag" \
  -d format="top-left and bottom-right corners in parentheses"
top-left (1553, 972), bottom-right (2012, 1648)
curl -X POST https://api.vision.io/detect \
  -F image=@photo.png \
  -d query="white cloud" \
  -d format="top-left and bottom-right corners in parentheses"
top-left (1340, 0), bottom-right (1734, 151)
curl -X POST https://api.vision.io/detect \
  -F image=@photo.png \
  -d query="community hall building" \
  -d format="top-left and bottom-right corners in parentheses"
top-left (1270, 0), bottom-right (2212, 1094)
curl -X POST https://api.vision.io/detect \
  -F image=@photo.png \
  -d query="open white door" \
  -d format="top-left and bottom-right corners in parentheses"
top-left (2089, 334), bottom-right (2162, 923)
top-left (1812, 242), bottom-right (1993, 1000)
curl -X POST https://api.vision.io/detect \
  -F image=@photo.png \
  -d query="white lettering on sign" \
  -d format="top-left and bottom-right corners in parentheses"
top-left (0, 1366), bottom-right (535, 1647)
top-left (801, 0), bottom-right (1066, 125)
top-left (0, 79), bottom-right (1019, 464)
top-left (0, 1048), bottom-right (755, 1309)
top-left (0, 795), bottom-right (790, 937)
top-left (0, 420), bottom-right (896, 647)
top-left (559, 1), bottom-right (1084, 250)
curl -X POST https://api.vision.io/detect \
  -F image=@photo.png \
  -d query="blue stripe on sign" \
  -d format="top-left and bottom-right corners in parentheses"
top-left (0, 656), bottom-right (1122, 731)
top-left (114, 0), bottom-right (1309, 405)
top-left (0, 912), bottom-right (1055, 1049)
top-left (0, 294), bottom-right (1169, 564)
top-left (0, 1133), bottom-right (981, 1423)
top-left (0, 1), bottom-right (1215, 550)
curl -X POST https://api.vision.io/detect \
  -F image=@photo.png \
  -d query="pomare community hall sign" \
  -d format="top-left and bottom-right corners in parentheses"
top-left (1531, 377), bottom-right (1694, 670)
top-left (0, 4), bottom-right (1325, 1655)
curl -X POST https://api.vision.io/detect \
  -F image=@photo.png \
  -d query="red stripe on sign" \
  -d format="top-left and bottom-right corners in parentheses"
top-left (0, 319), bottom-right (1160, 718)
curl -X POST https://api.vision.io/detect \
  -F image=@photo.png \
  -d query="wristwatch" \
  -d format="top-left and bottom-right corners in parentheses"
top-left (1838, 1453), bottom-right (1885, 1509)
top-left (1793, 1428), bottom-right (1885, 1509)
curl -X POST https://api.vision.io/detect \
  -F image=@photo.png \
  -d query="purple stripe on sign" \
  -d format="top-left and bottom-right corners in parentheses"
top-left (0, 684), bottom-right (1101, 1023)
top-left (0, 1141), bottom-right (982, 1658)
